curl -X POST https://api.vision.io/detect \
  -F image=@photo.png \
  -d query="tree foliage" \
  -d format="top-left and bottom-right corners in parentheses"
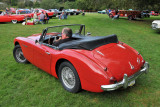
top-left (41, 0), bottom-right (60, 9)
top-left (0, 0), bottom-right (160, 11)
top-left (34, 1), bottom-right (40, 8)
top-left (17, 2), bottom-right (25, 8)
top-left (25, 1), bottom-right (34, 7)
top-left (76, 0), bottom-right (160, 11)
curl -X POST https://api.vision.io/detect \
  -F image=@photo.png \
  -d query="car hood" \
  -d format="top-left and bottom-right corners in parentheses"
top-left (93, 43), bottom-right (144, 81)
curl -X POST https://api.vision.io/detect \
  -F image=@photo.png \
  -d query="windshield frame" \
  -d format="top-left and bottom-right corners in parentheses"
top-left (39, 24), bottom-right (85, 42)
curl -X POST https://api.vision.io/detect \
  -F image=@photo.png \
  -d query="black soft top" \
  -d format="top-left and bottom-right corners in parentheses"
top-left (58, 34), bottom-right (118, 50)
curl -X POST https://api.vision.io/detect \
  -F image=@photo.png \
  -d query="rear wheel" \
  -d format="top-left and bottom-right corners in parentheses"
top-left (58, 61), bottom-right (81, 93)
top-left (13, 45), bottom-right (29, 63)
top-left (12, 20), bottom-right (17, 24)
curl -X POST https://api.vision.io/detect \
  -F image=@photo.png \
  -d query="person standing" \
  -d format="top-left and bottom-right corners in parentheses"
top-left (33, 11), bottom-right (38, 24)
top-left (6, 7), bottom-right (9, 14)
top-left (44, 13), bottom-right (49, 24)
top-left (39, 12), bottom-right (45, 24)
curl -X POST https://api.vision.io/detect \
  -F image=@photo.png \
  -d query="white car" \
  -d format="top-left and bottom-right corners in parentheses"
top-left (152, 20), bottom-right (160, 29)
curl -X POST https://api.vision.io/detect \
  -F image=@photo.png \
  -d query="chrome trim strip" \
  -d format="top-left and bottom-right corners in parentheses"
top-left (101, 62), bottom-right (149, 91)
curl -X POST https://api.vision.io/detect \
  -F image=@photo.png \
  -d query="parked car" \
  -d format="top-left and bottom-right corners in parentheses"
top-left (35, 9), bottom-right (54, 18)
top-left (109, 10), bottom-right (142, 20)
top-left (70, 9), bottom-right (80, 15)
top-left (49, 9), bottom-right (58, 17)
top-left (13, 24), bottom-right (149, 93)
top-left (141, 10), bottom-right (150, 18)
top-left (64, 9), bottom-right (74, 15)
top-left (0, 13), bottom-right (25, 23)
top-left (150, 11), bottom-right (159, 16)
top-left (10, 8), bottom-right (16, 14)
top-left (151, 20), bottom-right (160, 29)
top-left (58, 7), bottom-right (64, 15)
top-left (98, 10), bottom-right (106, 14)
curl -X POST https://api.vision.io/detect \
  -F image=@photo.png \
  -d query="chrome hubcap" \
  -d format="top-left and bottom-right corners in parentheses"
top-left (15, 48), bottom-right (26, 62)
top-left (61, 67), bottom-right (75, 89)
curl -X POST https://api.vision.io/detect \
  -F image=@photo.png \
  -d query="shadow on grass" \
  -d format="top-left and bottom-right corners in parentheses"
top-left (0, 22), bottom-right (10, 24)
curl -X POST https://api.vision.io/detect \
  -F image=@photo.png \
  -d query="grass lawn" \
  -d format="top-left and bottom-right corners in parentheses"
top-left (0, 13), bottom-right (160, 107)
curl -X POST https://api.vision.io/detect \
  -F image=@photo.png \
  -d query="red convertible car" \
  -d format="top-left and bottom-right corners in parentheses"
top-left (13, 24), bottom-right (149, 93)
top-left (0, 13), bottom-right (25, 24)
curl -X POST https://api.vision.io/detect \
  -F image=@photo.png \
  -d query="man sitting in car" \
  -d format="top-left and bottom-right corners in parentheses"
top-left (53, 27), bottom-right (72, 46)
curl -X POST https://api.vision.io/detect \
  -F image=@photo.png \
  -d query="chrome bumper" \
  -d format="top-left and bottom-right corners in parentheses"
top-left (101, 62), bottom-right (149, 91)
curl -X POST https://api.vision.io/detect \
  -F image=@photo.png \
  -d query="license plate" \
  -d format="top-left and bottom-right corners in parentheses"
top-left (128, 80), bottom-right (135, 86)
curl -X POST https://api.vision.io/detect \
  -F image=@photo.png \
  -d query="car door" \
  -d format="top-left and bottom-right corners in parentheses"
top-left (33, 43), bottom-right (52, 74)
top-left (0, 15), bottom-right (11, 22)
top-left (20, 40), bottom-right (34, 63)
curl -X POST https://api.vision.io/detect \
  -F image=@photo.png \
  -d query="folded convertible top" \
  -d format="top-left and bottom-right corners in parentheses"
top-left (58, 34), bottom-right (118, 50)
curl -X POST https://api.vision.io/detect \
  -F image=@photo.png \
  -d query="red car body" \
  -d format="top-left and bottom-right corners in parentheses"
top-left (0, 14), bottom-right (25, 23)
top-left (150, 11), bottom-right (159, 16)
top-left (33, 9), bottom-right (54, 17)
top-left (20, 9), bottom-right (54, 18)
top-left (13, 24), bottom-right (149, 93)
top-left (10, 8), bottom-right (16, 14)
top-left (109, 10), bottom-right (142, 20)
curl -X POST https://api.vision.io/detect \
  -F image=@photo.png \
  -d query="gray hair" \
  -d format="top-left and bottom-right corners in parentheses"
top-left (62, 27), bottom-right (72, 38)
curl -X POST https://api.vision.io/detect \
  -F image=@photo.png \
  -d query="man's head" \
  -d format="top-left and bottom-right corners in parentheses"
top-left (62, 27), bottom-right (72, 39)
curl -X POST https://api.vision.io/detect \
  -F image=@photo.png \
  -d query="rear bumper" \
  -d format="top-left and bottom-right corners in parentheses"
top-left (101, 62), bottom-right (149, 91)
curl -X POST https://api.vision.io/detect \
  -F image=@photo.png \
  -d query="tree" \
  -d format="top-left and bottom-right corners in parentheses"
top-left (17, 2), bottom-right (25, 8)
top-left (34, 1), bottom-right (40, 8)
top-left (41, 0), bottom-right (60, 9)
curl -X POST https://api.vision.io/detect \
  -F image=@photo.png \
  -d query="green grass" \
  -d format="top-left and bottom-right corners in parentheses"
top-left (0, 13), bottom-right (160, 107)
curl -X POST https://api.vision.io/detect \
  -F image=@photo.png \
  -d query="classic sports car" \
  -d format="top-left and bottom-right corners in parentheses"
top-left (98, 10), bottom-right (106, 14)
top-left (150, 11), bottom-right (159, 16)
top-left (0, 13), bottom-right (25, 24)
top-left (13, 24), bottom-right (149, 93)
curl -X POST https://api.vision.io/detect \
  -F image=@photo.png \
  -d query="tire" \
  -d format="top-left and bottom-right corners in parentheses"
top-left (12, 20), bottom-right (17, 24)
top-left (58, 61), bottom-right (81, 93)
top-left (128, 15), bottom-right (133, 20)
top-left (13, 45), bottom-right (29, 63)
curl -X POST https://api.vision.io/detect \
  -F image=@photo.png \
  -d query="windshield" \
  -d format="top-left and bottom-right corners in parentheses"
top-left (46, 24), bottom-right (85, 36)
top-left (40, 24), bottom-right (85, 41)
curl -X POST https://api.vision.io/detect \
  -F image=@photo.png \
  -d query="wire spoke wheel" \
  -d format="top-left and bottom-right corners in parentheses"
top-left (58, 61), bottom-right (81, 93)
top-left (61, 67), bottom-right (76, 89)
top-left (12, 20), bottom-right (17, 24)
top-left (15, 48), bottom-right (26, 62)
top-left (13, 45), bottom-right (29, 63)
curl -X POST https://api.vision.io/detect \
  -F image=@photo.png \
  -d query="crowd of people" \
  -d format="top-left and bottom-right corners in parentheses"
top-left (33, 11), bottom-right (49, 24)
top-left (1, 7), bottom-right (86, 25)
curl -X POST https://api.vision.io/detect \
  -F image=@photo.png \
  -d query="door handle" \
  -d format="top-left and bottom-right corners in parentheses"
top-left (45, 51), bottom-right (50, 55)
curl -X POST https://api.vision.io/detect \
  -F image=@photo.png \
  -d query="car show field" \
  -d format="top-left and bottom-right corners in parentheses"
top-left (0, 13), bottom-right (160, 106)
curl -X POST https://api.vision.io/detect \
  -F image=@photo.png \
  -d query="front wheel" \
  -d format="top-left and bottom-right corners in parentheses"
top-left (58, 61), bottom-right (81, 93)
top-left (13, 45), bottom-right (29, 63)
